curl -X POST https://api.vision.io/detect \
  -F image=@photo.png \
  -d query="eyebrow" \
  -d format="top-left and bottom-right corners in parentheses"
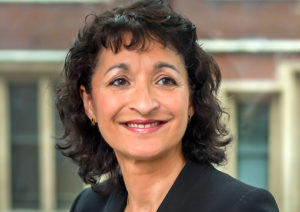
top-left (104, 63), bottom-right (130, 76)
top-left (104, 61), bottom-right (180, 75)
top-left (154, 62), bottom-right (180, 74)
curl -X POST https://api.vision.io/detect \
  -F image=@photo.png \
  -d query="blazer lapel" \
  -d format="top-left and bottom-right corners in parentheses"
top-left (103, 189), bottom-right (127, 212)
top-left (100, 161), bottom-right (211, 212)
top-left (157, 161), bottom-right (211, 212)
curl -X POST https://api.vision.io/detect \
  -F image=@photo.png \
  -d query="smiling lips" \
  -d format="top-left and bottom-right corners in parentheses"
top-left (122, 120), bottom-right (166, 134)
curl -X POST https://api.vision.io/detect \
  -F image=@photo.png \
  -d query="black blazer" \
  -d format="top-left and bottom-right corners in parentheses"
top-left (70, 161), bottom-right (279, 212)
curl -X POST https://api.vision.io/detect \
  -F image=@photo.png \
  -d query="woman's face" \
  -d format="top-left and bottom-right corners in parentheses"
top-left (81, 41), bottom-right (193, 161)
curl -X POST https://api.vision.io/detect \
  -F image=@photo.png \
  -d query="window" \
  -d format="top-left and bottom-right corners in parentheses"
top-left (0, 0), bottom-right (112, 3)
top-left (0, 53), bottom-right (85, 212)
top-left (237, 102), bottom-right (269, 189)
top-left (10, 82), bottom-right (40, 209)
top-left (208, 0), bottom-right (293, 2)
top-left (55, 111), bottom-right (83, 209)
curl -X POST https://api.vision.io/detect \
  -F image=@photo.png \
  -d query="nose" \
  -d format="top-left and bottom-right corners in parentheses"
top-left (128, 83), bottom-right (159, 115)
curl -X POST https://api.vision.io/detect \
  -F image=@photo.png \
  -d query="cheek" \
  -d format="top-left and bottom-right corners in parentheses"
top-left (93, 93), bottom-right (123, 145)
top-left (93, 92), bottom-right (123, 123)
top-left (163, 90), bottom-right (190, 114)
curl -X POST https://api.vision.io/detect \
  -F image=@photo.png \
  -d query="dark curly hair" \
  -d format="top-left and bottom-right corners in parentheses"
top-left (56, 0), bottom-right (231, 193)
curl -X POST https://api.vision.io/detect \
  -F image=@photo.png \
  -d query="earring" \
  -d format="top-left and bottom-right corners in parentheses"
top-left (188, 115), bottom-right (192, 123)
top-left (91, 118), bottom-right (96, 126)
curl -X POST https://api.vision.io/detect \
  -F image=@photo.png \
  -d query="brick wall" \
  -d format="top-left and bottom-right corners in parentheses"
top-left (1, 0), bottom-right (299, 79)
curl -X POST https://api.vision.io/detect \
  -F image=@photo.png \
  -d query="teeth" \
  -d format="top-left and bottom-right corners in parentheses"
top-left (127, 123), bottom-right (138, 128)
top-left (151, 122), bottom-right (159, 127)
top-left (127, 122), bottom-right (160, 128)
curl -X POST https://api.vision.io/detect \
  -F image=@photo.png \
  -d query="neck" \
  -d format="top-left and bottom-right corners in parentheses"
top-left (116, 148), bottom-right (186, 212)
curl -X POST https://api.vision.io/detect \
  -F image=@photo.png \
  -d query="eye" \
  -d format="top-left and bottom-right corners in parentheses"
top-left (157, 77), bottom-right (177, 86)
top-left (109, 78), bottom-right (130, 87)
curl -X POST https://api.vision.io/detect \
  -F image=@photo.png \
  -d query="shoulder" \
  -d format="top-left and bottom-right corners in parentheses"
top-left (231, 187), bottom-right (279, 212)
top-left (70, 187), bottom-right (108, 212)
top-left (207, 169), bottom-right (279, 211)
top-left (70, 181), bottom-right (127, 212)
top-left (192, 162), bottom-right (279, 211)
top-left (162, 161), bottom-right (279, 212)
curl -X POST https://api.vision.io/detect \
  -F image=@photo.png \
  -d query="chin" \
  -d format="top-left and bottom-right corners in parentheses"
top-left (122, 147), bottom-right (165, 161)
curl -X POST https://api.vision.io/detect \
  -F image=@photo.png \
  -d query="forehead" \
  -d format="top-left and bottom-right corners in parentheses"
top-left (100, 31), bottom-right (180, 56)
top-left (96, 41), bottom-right (185, 71)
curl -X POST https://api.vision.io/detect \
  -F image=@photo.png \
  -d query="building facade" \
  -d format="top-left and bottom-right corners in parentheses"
top-left (0, 0), bottom-right (299, 211)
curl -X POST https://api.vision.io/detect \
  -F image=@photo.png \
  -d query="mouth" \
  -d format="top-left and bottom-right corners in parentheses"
top-left (121, 120), bottom-right (166, 133)
top-left (126, 121), bottom-right (161, 128)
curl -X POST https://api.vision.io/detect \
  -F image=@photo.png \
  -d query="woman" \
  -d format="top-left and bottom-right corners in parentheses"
top-left (56, 0), bottom-right (279, 211)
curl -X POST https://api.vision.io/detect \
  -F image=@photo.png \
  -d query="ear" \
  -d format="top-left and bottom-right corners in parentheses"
top-left (80, 85), bottom-right (96, 121)
top-left (188, 90), bottom-right (194, 117)
top-left (188, 100), bottom-right (194, 118)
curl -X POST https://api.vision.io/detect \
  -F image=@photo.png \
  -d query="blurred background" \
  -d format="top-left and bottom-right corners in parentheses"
top-left (0, 0), bottom-right (299, 211)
